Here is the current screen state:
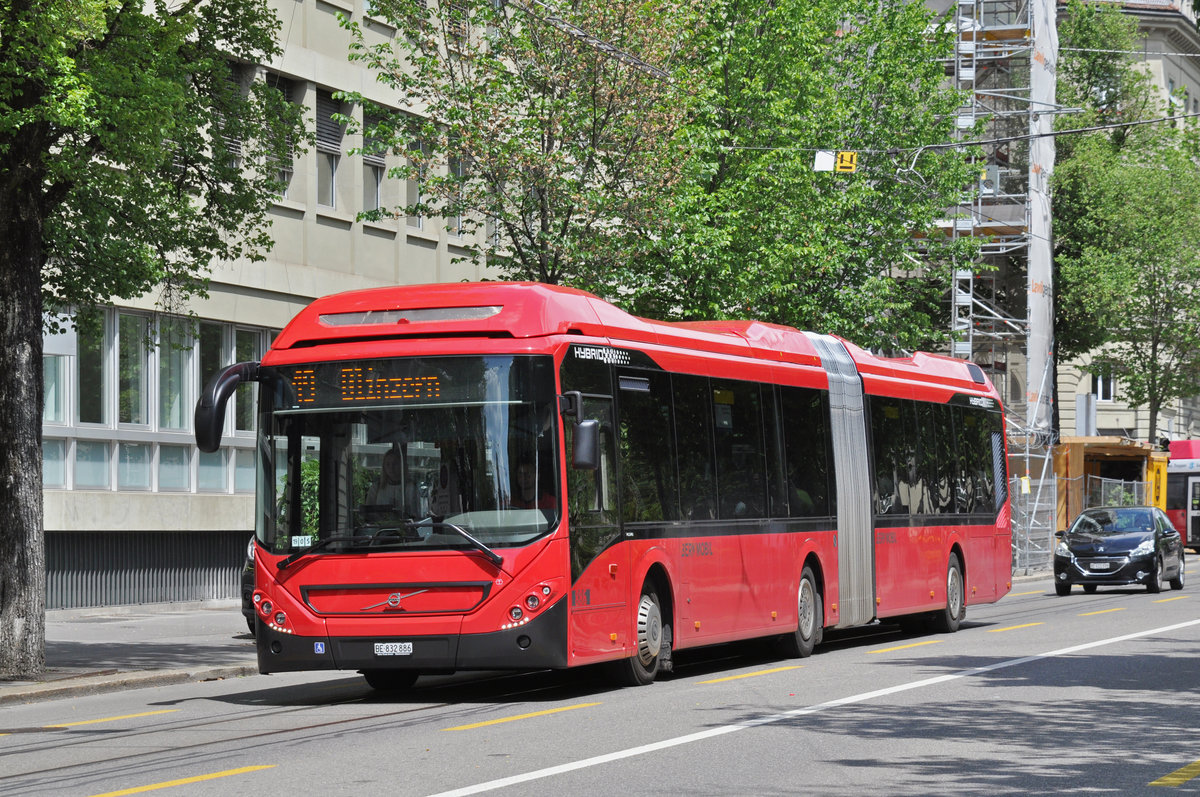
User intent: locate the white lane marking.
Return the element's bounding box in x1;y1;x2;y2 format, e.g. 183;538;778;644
425;618;1200;797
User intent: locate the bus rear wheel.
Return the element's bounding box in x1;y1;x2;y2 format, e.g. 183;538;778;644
616;588;669;686
362;670;420;691
930;553;964;633
779;566;822;658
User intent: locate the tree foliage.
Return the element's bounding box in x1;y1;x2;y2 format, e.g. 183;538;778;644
1053;0;1200;440
0;0;307;678
620;0;980;351
341;0;701;284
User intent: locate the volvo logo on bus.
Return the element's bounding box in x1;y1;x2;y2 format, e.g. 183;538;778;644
361;589;428;611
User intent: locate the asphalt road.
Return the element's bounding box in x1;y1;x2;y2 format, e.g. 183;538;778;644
3;572;1199;797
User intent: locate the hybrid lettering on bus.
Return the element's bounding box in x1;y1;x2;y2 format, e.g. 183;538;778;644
195;282;1012;689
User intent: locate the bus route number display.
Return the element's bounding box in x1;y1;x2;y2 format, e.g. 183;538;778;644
292;366;442;405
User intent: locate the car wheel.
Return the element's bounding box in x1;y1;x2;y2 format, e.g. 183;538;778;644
1170;552;1185;591
1055;582;1071;597
930;553;964;633
1147;556;1163;594
1082;584;1097;594
779;566;822;658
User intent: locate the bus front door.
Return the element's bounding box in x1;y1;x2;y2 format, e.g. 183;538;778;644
565;398;629;663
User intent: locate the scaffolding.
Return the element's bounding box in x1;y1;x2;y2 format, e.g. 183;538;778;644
944;0;1059;571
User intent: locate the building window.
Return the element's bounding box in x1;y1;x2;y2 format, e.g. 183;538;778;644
316;90;344;208
118;313;150;426
77;320;107;425
119;443;152;490
407;139;426;228
267;74;297;199
158;319;191;430
198;449;228;492
234;328;262;433
158;445;191;491
1093;368;1116;402
75;441;111;489
448;154;465;236
364;163;384;212
44;354;69;424
44;440;67;488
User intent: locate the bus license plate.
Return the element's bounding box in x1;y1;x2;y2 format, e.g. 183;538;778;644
374;642;413;656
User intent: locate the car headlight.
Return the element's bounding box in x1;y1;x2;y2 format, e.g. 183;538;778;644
1131;539;1155;558
1056;540;1071;557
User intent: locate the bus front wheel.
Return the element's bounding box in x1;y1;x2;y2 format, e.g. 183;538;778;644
616;588;669;686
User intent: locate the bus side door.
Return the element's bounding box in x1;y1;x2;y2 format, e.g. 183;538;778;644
565;397;629;663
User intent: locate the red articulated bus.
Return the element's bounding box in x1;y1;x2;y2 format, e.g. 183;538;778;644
1166;440;1200;549
195;282;1012;689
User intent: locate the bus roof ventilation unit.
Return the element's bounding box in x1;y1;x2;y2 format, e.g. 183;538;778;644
966;362;986;384
319;306;503;326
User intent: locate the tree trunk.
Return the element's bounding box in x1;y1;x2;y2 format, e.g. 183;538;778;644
0;141;47;679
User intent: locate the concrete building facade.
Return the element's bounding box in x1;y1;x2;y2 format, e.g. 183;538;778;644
40;0;492;608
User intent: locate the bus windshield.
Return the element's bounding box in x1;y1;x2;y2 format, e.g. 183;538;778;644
256;355;560;556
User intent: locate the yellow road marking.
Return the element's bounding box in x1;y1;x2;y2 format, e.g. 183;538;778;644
88;765;275;797
868;640;941;655
987;622;1045;633
443;702;601;731
1154;596;1189;604
1007;590;1043;597
50;710;179;728
700;666;803;684
1151;759;1200;787
1080;608;1126;617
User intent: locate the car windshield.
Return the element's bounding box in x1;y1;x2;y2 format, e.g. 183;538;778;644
1068;508;1156;537
255;355;559;555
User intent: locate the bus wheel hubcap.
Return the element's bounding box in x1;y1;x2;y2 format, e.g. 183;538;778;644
636;595;662;666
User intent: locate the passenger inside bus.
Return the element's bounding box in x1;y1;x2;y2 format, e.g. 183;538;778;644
367;445;406;507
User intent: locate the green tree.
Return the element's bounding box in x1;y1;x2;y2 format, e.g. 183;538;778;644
340;0;701;284
1053;0;1200;441
0;0;307;678
622;0;979;351
1053;0;1156;360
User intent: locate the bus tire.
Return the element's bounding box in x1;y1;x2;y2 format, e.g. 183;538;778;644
930;553;964;633
616;588;667;686
362;670;420;691
779;566;822;658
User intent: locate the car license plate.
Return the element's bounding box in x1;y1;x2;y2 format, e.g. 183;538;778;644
1091;562;1112;571
374;642;413;656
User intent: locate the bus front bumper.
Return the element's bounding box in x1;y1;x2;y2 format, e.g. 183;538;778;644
256;598;568;674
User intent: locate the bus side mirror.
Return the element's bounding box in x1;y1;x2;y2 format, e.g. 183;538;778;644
195;361;261;453
573;419;600;471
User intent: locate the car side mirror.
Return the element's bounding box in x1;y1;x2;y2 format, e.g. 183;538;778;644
1054;530;1064;538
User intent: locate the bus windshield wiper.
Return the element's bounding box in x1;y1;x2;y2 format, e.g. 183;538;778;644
422;521;504;569
277;535;376;570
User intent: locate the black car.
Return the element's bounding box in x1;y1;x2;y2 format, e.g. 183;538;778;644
241;535;256;633
1054;506;1185;596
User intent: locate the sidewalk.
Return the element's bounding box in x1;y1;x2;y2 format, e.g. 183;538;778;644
0;600;259;706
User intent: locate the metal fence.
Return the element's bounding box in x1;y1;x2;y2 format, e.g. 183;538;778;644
1084;475;1148;508
1011;474;1057;574
45;530;245;610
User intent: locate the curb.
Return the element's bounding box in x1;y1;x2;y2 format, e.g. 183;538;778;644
0;663;259;707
